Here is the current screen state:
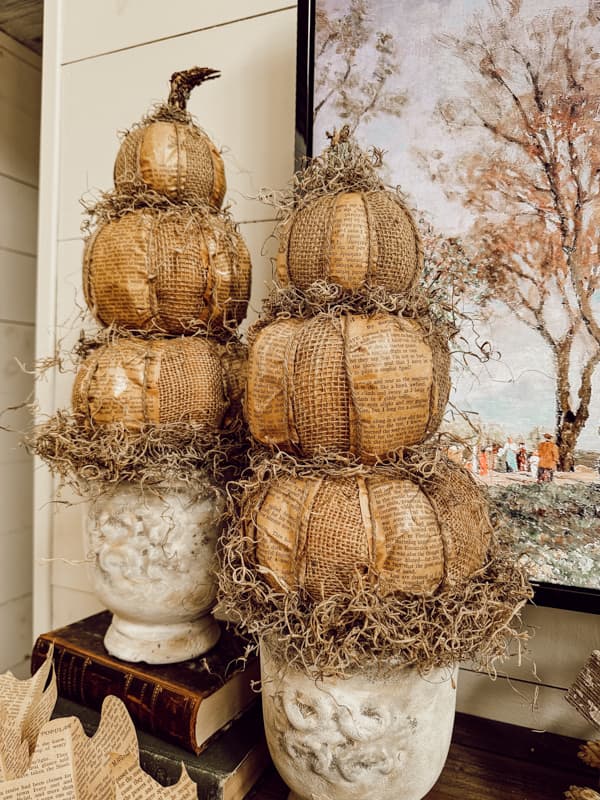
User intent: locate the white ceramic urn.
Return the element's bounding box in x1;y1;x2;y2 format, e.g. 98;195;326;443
85;481;224;664
260;638;457;800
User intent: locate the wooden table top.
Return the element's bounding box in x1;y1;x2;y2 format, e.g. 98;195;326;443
246;712;599;800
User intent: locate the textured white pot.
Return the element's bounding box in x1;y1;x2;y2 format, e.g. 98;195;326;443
260;639;457;800
85;481;224;664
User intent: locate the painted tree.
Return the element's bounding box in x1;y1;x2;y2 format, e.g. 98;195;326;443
314;0;406;134
430;0;600;469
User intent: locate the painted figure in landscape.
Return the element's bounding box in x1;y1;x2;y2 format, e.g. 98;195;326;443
314;0;600;589
538;433;560;483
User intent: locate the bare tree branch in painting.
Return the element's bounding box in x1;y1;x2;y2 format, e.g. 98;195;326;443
315;0;407;134
430;1;600;469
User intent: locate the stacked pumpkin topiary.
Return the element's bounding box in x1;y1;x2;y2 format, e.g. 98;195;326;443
219;128;531;800
33;68;251;664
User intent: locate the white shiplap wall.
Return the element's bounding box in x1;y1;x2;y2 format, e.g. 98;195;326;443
0;31;40;678
36;0;599;738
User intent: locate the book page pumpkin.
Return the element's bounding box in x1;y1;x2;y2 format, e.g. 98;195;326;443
113;68;226;207
246;313;450;461
72;338;245;432
83;209;251;333
249;462;492;599
276;191;423;292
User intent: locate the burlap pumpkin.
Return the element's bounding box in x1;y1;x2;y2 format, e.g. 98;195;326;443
72;338;245;432
246;313;450;461
249;461;492;599
83;209;251;333
113;68;226;207
114;121;225;207
276;191;423;292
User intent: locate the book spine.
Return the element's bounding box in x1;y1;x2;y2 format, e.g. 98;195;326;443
32;637;200;753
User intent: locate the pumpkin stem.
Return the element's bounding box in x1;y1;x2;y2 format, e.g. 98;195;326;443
167;67;221;111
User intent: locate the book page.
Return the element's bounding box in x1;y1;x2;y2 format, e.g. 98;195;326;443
368;476;444;593
71;697;138;800
0;695;140;799
247;319;301;446
112;754;196;800
344;315;433;454
0;647;57;780
255;477;321;590
328;193;370;288
22;669;58;754
0;646;54;734
0;707;30;781
0;718;79;799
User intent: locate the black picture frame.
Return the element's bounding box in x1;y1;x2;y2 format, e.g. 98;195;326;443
293;0;600;615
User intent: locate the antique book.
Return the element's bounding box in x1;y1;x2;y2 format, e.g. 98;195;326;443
52;697;269;800
31;611;259;755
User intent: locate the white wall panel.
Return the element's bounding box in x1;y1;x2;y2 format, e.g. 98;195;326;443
0;33;41;186
0;251;36;324
457;605;600;738
0;412;30;465
457;669;597;740
0;33;41;111
0;176;38;255
0;528;33;606
0;322;34;465
62;1;296;64
51;586;103;631
51;493;89;595
0;323;35;402
462;605;600;698
58;8;297;240
53;238;87;410
0;99;40;188
0;595;32;672
0;462;34;532
0;33;39;667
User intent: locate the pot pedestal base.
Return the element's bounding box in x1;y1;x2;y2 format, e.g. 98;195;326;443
104;614;221;664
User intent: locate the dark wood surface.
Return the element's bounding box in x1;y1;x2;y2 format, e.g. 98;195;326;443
246;712;599;799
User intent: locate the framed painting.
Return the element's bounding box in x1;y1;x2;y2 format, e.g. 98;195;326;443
296;0;600;613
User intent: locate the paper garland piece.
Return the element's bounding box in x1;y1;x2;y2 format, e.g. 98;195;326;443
112;754;196;800
0;655;196;800
0;646;56;780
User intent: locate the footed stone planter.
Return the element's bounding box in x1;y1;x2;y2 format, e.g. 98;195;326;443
85;481;224;664
260;639;457;800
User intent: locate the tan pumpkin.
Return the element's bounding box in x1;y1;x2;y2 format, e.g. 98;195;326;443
276;191;423;292
72;338;245;432
114;68;226;207
83;209;251;333
246;313;450;461
249;461;492;599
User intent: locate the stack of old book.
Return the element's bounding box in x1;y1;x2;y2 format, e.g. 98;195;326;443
32;613;268;799
30;67;268;800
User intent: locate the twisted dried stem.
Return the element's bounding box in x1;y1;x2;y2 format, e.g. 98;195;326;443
167;67;220;111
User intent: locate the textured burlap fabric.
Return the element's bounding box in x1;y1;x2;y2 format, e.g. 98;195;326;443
246;312;450;461
276;190;423;293
72;338;244;431
83;209;251;333
249;461;491;600
114;120;226;207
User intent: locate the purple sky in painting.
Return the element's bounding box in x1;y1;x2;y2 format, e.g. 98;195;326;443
314;0;600;450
